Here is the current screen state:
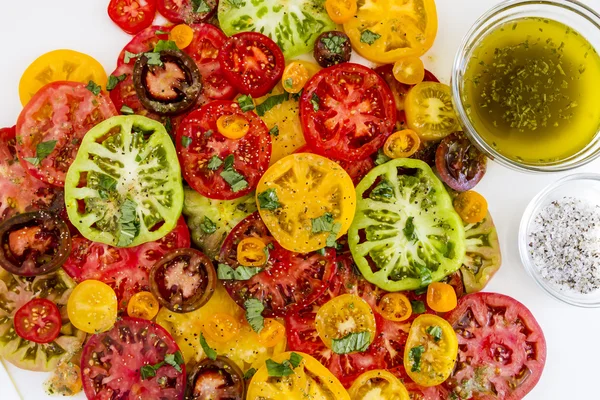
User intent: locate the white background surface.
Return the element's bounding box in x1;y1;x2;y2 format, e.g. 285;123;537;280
0;0;599;398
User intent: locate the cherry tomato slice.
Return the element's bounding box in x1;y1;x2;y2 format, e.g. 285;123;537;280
218;32;285;97
435;133;487;192
14;298;62;344
325;0;358;25
453;191;488;224
127;291;160;320
426;282;457;313
217;114;250;139
157;0;217;24
257;318;286;347
383;129;421;159
67;280;118;334
108;0;157;35
170;24;194;49
393;56;425;85
282;61;315;94
300;63;396;162
237;237;267;266
376;293;412;322
202;313;241;344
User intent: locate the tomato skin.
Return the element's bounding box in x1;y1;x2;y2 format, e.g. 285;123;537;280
436;133;487;192
218;32;285;97
108;0;157;35
14;298;62;344
300;63;397;162
157;0;218;24
186;356;245;400
16;81;118;187
176;101;271;200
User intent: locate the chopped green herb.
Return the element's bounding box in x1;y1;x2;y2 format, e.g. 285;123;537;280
154;40;179;52
244;368;257;380
164;351;184;373
97;174;117;198
244;298;265;333
237;95;255;111
410;300;426;314
155;30;170;35
256;92;289;116
321;35;347;54
192;0;212;13
217;264;263;280
414;286;428;295
140;364;159;380
23;140;57;166
117;198;140;247
310;93;320;111
140;351;183;380
426;325;443;342
86;80;102;96
409;345;425;372
199;216;217;234
106;74;127;91
331;331;371;354
269;125;279;137
207;155;223;170
120;105;134;115
265;353;303;377
284;78;294;89
181;135;192;148
199;333;217;360
220;155;248;192
289;352;303;368
257;189;281;210
124;51;138;63
311;213;334;233
360;30;381;45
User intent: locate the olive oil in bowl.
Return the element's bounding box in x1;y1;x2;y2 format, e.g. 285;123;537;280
462;17;600;164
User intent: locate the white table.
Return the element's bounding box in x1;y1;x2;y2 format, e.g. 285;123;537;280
0;0;599;398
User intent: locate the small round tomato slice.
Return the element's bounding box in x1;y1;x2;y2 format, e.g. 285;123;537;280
157;0;217;24
453;190;488;224
444;293;547;399
186;356;245;399
176;100;271;200
14;298;61;344
219;213;337;317
349;369;410;400
300;63;396;161
81;317;186;399
108;0;157;35
436;133;487;192
218;32;285;98
67;280;118;334
404;314;458;387
127;291;160;320
16;81;117;187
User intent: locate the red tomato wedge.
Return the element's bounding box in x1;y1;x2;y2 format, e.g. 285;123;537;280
62;217;190;310
295;145;374;185
108;0;157;35
300;63;396;162
219;213;337;317
218;32;285;97
157;0;217;24
444;292;547;400
0;126;57;221
14;298;62;344
176;100;271;200
81;317;186;399
16;81;117;187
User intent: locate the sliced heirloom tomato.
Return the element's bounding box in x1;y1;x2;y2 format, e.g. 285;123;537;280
157;0;218;24
81;317;186;399
247;352;350;400
218;0;336;59
436;133;487;192
0;126;58;221
108;0;157;35
67;279;118;334
218;32;285;97
219;213;337;317
62;217;190;310
348;369;410;400
300;63;397;162
444;293;547;400
186;356;245;400
16;81;117;187
405;82;460;141
0;269;85;371
14;298;62;344
295;145;375;186
348;158;466;292
64;115;184;248
344;0;438;64
127;291;160;320
176;100;271;200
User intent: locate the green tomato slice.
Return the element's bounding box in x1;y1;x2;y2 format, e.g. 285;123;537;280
348;158;466;291
65;115;184;247
218;0;336;59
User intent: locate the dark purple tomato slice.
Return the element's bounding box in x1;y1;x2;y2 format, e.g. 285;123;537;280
186;356;244;400
435;132;487;191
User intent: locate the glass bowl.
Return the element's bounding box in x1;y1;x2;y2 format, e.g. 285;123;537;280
519;173;600;307
451;0;600;172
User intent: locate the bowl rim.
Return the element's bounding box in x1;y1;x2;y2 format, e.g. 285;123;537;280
518;172;600;307
451;0;600;173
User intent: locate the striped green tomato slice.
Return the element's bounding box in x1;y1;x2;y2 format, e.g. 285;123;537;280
65;116;184;247
218;0;336;59
348;158;466;292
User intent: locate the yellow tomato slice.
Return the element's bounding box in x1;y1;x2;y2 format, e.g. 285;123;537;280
256;84;307;165
237;237;267;266
170;24;194;49
426;282;457;312
202;312;240;343
217;114;250;139
248;352;350;400
282;61;315;94
256;153;356;253
315;294;376;350
453;190;488;224
326;0;358;25
127;291;159;320
376;293;412;322
19;49;107;106
348;369;410;400
67;280;117;334
343;0;438;64
383;129;421;159
258;318;286;348
404;314;458;387
393;56;426;85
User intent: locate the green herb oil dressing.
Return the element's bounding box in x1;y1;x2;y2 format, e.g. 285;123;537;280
463;18;600;164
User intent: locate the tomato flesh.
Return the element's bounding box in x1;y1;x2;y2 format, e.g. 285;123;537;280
295;145;374;185
108;0;157;35
14;298;61;344
157;0;218;24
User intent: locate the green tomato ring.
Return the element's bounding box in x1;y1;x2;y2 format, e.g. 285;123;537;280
348;158;466;292
64;115;184;248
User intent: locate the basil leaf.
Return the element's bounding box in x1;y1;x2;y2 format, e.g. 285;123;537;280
265;359;294;377
117;198;140;247
192;0;212;13
269;125;279;137
360;30;381;45
426;325;443;342
311;93;320;111
140;364;158;380
155;29;170;35
243;367;257;380
237;95;255;111
331;331;371;354
106;74;127;91
311;213;334;233
181;136;192;148
289;352;303;368
222;154;235;170
144;52;163;66
321;35;347;54
410;300;426;314
200;216;217;234
24;140;58;166
124;51;139;63
199;333;217;360
207;155;223;170
154;40;179;52
120;105;134;115
220;155;248;192
164;351;184;372
217;264;262;280
257;189;280;210
409;345;425;372
86;80;102;96
255;92;289;116
244;298;264;333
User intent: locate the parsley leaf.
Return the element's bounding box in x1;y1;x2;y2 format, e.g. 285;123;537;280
23;140;57;166
310;93;320;111
86;80;102;96
269;125;279;137
207;155;223;170
220;155;248;192
257;189;280;210
321;35;347;55
154;40;179;52
426;325;443;342
255;92;289;116
200;216;217;234
217;264;263;280
192;0;212;13
410;300;426;314
117;198;140;247
409;345;425;372
199;333;217;360
181;135;192;148
106;74;127;91
360;30;381;45
331;331;371;354
120;105;134;115
265;353;302;377
243;368;257;380
237;95;255;111
244;298;264;333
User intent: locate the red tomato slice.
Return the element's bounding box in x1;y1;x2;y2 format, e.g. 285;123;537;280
443;292;547;400
62;217;190;310
13;298;62;344
219;213;337;317
390;366;450;400
294;145;374;185
16;82;117;187
81;317;185;399
108;0;157;35
157;0;217;24
116;25;172;67
218;32;285;97
300;63;396;162
0;127;58;221
176;100;271;200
